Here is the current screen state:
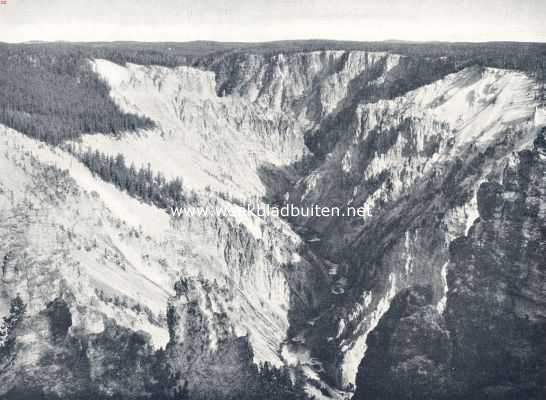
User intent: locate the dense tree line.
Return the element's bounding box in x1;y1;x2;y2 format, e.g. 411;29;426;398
74;147;186;210
0;45;154;145
4;41;545;73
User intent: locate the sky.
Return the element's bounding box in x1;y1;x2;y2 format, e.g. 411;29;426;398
0;0;545;43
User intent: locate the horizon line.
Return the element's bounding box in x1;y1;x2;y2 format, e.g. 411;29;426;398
2;38;546;45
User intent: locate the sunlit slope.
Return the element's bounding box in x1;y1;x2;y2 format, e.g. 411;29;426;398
0;125;311;369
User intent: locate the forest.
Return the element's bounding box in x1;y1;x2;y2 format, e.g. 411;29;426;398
72;146;186;210
0;44;155;145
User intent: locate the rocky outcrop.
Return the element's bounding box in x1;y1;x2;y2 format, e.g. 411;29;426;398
353;131;546;400
1;296;166;399
443;131;546;399
166;277;256;399
353;286;452;400
208;51;398;117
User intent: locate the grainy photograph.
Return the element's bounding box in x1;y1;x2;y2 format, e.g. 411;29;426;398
0;1;545;399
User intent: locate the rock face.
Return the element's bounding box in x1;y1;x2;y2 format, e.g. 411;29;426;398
1;296;164;399
444;132;546;399
353;286;452;400
166;277;256;399
206;54;543;395
280;63;538;389
353;131;546;400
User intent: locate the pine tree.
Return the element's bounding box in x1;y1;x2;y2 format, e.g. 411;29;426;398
0;295;27;359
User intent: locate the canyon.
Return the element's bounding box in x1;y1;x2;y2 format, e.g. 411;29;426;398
0;45;544;399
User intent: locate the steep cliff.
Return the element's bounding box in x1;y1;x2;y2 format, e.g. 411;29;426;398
353;131;546;400
0;125;318;398
165;277;256;399
270;61;538;389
